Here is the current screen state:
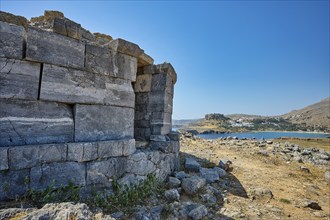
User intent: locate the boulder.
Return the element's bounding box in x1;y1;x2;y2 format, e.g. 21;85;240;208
185;157;201;172
182;176;206;195
188;205;208;220
164;189;180;202
199;168;219;183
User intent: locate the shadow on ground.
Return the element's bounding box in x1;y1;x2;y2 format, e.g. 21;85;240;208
178;152;249;219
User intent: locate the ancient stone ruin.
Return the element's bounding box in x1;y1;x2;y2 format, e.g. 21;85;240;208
0;10;179;200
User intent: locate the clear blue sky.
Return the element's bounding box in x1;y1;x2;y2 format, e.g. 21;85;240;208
1;1;329;119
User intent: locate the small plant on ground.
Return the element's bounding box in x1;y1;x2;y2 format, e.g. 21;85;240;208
279;198;291;204
87;174;164;214
25;178;81;207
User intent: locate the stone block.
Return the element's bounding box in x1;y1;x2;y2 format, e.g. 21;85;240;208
150;141;179;153
87;157;127;186
108;38;143;58
9;143;67;170
26;27;85;69
151;112;172;125
138;53;154;67
65;19;81;40
168;132;180;141
116;53;137;82
0;169;29;200
85;44;116;76
0;148;8;170
0;99;74;147
98;139;136;158
40;64;135;108
30;162;86;190
134;127;151;141
0;11;28;28
148;92;173;113
150;135;167;142
151;73;173;93
74;104;134;142
0;58;40;100
134;74;152;92
151;124;172;135
135;93;149;105
135;120;150;128
143;63;177;84
127;152;156;176
67;142;98;162
52;17;67;35
80;27;95;41
0;21;25;59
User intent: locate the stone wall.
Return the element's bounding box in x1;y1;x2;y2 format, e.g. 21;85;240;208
0;10;179;200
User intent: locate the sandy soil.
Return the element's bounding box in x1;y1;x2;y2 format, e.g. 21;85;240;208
180;136;330;220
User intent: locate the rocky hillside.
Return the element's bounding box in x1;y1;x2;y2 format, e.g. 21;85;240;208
282;97;330;132
180;98;330;133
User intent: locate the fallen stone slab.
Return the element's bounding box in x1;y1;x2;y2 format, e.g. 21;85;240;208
200;168;220;183
185;157;201;172
182;176;206;195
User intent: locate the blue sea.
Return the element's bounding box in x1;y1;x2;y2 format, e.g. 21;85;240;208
197;131;330;140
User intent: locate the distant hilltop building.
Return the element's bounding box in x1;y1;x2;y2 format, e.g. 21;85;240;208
205;113;228;121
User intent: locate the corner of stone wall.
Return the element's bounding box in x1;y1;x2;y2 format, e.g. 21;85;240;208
0;10;178;201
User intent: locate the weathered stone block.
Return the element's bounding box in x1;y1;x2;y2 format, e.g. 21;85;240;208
108;38;143;58
127;152;156;176
151;112;172;125
74;104;134;142
150;141;179;153
151;73;173;95
30;162;86;190
134;127;151;141
98;139;136;158
26;27;85;69
9;143;67;170
0;148;8;170
0;11;28;28
0;21;25;59
0;99;74;147
144;63;177;84
67;142;98;162
116;53;137;82
148;92;173;113
135;120;150;128
134;74;152;92
135;93;149;105
138;53;154;67
65;19;81;40
87;158;126;186
151;124;172;135
0;169;29;200
52;17;67;35
85;44;116;76
40;64;135;108
0;58;40;100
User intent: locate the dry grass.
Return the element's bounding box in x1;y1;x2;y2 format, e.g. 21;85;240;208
276;138;330;151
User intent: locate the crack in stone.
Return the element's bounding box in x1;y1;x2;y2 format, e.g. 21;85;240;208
7;118;27;145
